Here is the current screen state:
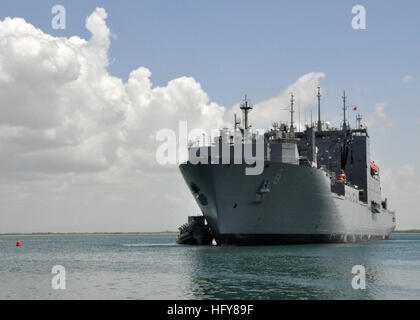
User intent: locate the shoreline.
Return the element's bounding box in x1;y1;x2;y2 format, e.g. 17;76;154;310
0;231;178;236
392;230;420;234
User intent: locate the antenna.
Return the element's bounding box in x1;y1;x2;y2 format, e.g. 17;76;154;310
317;86;322;132
239;95;253;130
342;90;347;131
290;93;295;136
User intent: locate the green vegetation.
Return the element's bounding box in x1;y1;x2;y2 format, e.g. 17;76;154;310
393;230;420;233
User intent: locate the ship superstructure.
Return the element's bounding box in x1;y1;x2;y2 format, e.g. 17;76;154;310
178;89;396;245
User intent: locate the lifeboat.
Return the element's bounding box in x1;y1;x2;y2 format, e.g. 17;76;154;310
370;161;379;174
337;173;347;183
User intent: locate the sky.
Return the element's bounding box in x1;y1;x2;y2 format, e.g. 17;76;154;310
0;0;419;232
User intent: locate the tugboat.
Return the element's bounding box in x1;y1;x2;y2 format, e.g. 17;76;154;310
176;216;213;245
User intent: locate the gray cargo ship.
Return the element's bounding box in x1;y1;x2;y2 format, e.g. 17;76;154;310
179;88;396;245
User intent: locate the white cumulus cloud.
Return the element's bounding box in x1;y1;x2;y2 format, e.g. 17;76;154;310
381;164;420;229
366;102;397;131
226;72;326;129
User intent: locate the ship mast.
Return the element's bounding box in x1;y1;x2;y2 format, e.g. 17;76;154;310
342;90;347;131
240;95;253;130
290;93;295;137
317;86;322;132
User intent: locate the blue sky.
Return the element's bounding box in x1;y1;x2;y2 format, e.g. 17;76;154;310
0;1;419;230
2;1;419;102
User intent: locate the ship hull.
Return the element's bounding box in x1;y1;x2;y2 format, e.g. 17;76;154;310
214;233;389;246
179;161;396;246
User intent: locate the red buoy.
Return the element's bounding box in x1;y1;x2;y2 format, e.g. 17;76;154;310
16;240;21;247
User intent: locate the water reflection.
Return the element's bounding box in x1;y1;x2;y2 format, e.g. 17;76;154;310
183;238;420;299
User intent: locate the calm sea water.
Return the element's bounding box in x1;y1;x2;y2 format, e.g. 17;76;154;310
1;233;420;300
